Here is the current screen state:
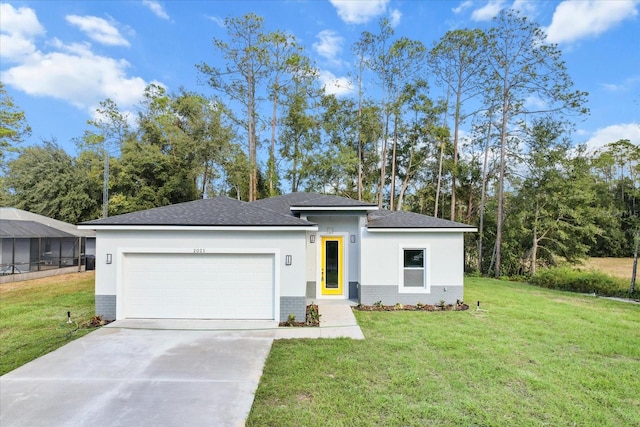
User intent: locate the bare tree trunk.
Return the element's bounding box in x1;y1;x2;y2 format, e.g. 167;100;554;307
434;141;445;218
450;77;463;222
390;114;399;210
397;147;414;211
378;110;390;208
631;230;639;294
357;60;364;201
435;85;451;218
269;75;278;196
495;81;509;278
478;106;494;274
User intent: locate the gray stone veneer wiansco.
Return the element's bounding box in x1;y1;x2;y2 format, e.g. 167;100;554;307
95;294;116;320
280;296;306;322
359;285;463;306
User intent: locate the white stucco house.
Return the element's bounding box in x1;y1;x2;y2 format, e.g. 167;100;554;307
79;192;476;322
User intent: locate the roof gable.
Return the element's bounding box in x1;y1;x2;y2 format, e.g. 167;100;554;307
251;192;377;215
367;209;476;229
80;197;314;227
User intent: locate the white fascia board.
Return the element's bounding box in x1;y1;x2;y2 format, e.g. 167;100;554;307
77;225;319;232
290;206;378;212
367;227;477;233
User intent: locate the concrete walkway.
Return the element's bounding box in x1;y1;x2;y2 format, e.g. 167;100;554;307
1;299;363;427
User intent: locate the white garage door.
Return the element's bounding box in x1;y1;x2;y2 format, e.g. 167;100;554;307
123;252;275;319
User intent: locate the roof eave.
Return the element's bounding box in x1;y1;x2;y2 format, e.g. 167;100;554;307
366;227;477;233
78;225;319;231
290;206;378;212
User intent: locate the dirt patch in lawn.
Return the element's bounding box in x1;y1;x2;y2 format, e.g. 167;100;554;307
579;258;637;280
0;271;95;293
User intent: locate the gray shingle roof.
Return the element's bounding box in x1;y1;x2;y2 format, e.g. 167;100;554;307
367;209;476;229
80;197;314;227
251;192;377;215
0;220;77;238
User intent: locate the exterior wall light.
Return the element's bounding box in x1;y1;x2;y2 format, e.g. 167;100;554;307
310;234;315;243
350;235;356;243
106;253;112;264
285;255;292;266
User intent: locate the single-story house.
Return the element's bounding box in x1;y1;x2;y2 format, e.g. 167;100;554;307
0;207;96;283
79;192;476;322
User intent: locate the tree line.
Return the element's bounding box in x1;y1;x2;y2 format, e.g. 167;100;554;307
1;10;638;278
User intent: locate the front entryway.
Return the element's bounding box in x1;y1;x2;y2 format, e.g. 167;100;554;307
321;236;343;296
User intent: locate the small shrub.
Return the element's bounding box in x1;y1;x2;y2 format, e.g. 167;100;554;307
529;267;629;297
306;303;321;326
373;300;383;308
284;314;296;327
394;303;403;310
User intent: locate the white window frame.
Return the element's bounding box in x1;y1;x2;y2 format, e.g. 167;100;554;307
398;244;430;293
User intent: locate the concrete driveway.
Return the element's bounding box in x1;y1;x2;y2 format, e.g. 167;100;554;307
1;321;275;427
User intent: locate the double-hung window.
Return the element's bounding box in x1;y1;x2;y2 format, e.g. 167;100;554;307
399;246;429;293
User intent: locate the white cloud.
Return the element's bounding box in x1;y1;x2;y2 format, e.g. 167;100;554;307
545;0;639;44
511;0;538;17
0;3;45;62
470;0;505;21
389;9;402;27
313;30;344;67
329;0;388;24
142;0;170;20
1;6;158;115
583;123;640;152
66;15;130;47
318;70;353;96
452;1;473;14
600;76;640;93
207;16;225;28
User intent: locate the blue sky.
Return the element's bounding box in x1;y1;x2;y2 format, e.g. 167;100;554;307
1;0;639;156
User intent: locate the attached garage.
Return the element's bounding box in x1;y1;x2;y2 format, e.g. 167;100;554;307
123;252;275;320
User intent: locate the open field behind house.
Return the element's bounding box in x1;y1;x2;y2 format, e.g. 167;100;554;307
248;277;640;426
580;257;637;281
0;272;96;376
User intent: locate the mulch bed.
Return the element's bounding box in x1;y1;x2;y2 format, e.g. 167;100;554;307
353;300;469;312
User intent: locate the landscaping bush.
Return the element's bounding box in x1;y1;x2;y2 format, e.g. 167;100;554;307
529;267;636;298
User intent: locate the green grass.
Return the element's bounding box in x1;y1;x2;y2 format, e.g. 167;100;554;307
248;277;640;426
0;272;97;376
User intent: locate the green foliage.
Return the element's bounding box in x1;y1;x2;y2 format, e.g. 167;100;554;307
0;82;31;165
5;140;99;223
305;303;320;325
529;267;633;298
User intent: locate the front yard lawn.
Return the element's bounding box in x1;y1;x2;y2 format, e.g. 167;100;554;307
248;277;640;426
0;272;96;376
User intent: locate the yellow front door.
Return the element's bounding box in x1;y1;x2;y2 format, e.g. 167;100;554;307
321;236;343;295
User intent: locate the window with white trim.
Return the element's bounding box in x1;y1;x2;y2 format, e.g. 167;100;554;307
399;246;429;292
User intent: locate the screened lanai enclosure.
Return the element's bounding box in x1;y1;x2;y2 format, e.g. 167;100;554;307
0;221;85;274
0;208;95;282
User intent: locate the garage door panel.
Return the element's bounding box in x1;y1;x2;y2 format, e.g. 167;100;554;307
124;253;275;319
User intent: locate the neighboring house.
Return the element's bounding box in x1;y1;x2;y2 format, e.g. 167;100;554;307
0;208;96;283
79;192;476;322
